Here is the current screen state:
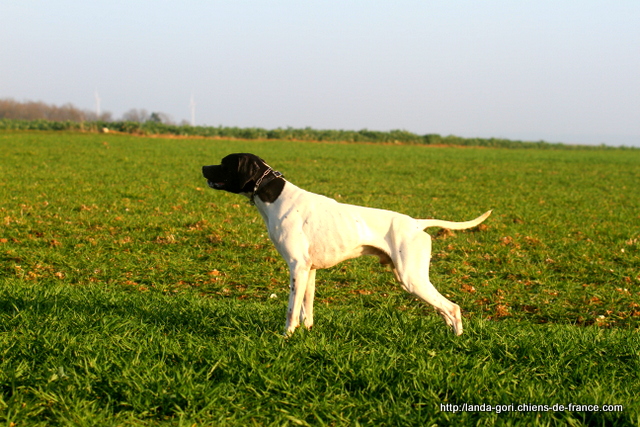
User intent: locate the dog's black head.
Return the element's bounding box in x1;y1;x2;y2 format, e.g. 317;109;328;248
202;153;285;203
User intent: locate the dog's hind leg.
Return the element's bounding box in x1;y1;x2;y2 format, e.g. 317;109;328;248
300;269;316;329
411;283;463;336
393;231;464;335
285;263;311;335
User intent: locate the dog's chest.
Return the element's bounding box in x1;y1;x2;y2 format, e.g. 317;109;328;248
257;185;375;268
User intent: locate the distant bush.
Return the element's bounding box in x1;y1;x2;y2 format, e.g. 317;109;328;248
0;118;631;150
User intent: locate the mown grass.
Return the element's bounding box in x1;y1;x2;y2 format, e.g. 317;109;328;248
1;131;639;425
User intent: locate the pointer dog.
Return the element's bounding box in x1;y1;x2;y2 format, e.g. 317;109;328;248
202;153;491;336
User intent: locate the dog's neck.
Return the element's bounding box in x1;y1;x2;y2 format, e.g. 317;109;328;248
251;169;285;204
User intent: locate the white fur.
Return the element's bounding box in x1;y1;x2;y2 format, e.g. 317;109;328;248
251;181;491;336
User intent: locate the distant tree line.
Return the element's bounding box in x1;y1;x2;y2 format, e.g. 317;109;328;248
0;98;629;150
0;98;177;125
0;98;110;122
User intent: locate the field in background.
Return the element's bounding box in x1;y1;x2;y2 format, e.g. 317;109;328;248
1;131;639;425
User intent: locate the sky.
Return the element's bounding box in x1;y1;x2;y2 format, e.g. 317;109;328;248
1;1;639;146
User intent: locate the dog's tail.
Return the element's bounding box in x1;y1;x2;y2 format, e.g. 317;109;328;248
418;210;492;230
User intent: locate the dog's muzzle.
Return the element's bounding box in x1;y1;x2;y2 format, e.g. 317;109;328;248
207;180;224;189
203;165;225;189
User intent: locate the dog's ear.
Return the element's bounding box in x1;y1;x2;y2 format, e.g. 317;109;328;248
236;154;264;192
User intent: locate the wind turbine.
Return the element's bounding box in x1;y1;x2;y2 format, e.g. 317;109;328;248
94;89;101;118
190;93;196;126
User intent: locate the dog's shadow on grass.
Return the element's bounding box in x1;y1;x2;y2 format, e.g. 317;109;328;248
0;282;286;340
1;280;464;347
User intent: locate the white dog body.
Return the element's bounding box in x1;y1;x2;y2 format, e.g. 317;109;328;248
252;181;490;336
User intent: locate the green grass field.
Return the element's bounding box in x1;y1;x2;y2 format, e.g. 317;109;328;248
1;131;639;426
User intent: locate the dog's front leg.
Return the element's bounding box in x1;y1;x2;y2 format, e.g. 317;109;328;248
300;269;316;329
285;263;311;336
